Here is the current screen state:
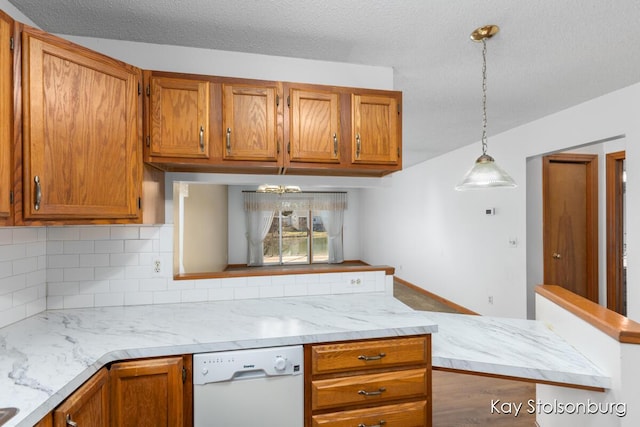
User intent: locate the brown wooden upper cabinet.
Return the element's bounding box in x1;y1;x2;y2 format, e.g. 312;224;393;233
21;26;142;221
222;83;279;162
352;93;401;166
0;11;13;224
287;87;341;164
148;75;210;159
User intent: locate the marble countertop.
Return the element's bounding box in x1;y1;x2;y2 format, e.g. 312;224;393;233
0;293;609;427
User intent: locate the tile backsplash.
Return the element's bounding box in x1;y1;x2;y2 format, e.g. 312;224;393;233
0;224;389;328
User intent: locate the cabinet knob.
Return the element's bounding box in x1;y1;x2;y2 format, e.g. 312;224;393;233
552;252;562;259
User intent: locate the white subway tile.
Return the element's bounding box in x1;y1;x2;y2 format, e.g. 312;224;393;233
46;268;64;283
247;275;272;287
125;239;153;253
46;296;64;310
124;292;153;306
140;278;168;292
109;279;139;293
47;227;80;241
181;289;208;303
125;265;151;279
63;241;94;254
0;306;26;328
259;284;284;299
79;280;111;294
48;254;80;269
159;226;173;253
0;294;11;310
0;275;26;294
25;297;46;317
94;267;125;280
140;226;161;239
63;294;94;309
48;282;80;296
46;241;64;255
94;292;124;307
0;261;13;279
307;281;330;296
168;279;194;290
0;228;13;245
153;290;181;305
63;268;94;282
110;226;140;240
194;278;221;289
221;277;247;288
234;287;259;300
26;269;47;287
79;226;111;240
13;287;38;306
26;242;46;257
95;240;124;254
0;244;26;261
208;287;234;301
80;254;110;268
283;283;308;297
110;253;139;267
13;257;39;275
13;228;40;244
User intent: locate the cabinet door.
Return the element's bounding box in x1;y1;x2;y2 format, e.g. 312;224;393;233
53;368;109;427
21;28;141;220
222;83;279;161
109;356;184;427
289;88;340;163
352;93;400;165
0;12;12;221
149;76;209;158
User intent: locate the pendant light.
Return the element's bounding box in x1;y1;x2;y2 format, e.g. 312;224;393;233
455;25;517;190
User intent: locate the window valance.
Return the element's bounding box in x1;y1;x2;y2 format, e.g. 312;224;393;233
243;191;347;212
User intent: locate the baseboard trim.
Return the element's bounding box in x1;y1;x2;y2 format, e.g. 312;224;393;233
394;276;479;315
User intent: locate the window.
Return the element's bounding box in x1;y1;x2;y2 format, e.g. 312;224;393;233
244;191;347;266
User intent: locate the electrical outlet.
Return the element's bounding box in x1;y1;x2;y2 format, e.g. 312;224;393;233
153;258;161;274
348;276;363;286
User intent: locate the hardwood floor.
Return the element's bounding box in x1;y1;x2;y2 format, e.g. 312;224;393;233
393;281;537;426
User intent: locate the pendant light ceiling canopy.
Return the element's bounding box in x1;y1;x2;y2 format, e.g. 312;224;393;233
455;25;517;191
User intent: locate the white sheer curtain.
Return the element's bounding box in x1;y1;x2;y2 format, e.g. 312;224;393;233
246;209;275;266
319;209;345;263
244;191;347;265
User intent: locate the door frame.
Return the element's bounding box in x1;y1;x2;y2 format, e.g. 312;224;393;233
542;153;599;302
606;150;626;315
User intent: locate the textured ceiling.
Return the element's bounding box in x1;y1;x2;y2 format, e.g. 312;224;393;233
8;0;640;167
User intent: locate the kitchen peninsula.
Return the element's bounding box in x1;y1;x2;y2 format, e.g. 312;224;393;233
0;293;608;427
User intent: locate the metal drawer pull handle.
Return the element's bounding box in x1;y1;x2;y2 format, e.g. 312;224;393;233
355;132;361;158
226;127;232;154
358;387;386;396
199;125;205;151
34;176;42;211
358;421;386;427
66;414;78;427
358;352;386;361
333;132;338;156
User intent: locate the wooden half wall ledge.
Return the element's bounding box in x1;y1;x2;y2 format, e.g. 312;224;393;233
536;284;640;345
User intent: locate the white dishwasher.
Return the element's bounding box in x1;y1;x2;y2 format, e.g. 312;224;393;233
193;345;304;427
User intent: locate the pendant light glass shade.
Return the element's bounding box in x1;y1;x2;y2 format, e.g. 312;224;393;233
455;153;517;190
455;25;517;191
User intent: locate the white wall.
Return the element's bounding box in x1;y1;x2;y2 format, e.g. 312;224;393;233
362;82;640;320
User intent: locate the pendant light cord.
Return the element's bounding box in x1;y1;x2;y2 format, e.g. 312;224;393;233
481;38;488;155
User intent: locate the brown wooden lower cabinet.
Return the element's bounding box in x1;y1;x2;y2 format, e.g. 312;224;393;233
38;355;192;427
311;400;427;427
306;335;432;427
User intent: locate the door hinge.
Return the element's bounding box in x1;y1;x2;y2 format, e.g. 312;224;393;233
9;191;13;204
146;85;150;96
276;94;280;107
146;135;150;147
287;95;290;107
287;141;291;154
9;36;14;50
182;366;187;383
397;147;400;157
137;197;142;210
397;104;401;115
138;82;141;96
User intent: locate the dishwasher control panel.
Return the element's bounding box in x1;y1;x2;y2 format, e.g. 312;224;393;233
193;345;303;385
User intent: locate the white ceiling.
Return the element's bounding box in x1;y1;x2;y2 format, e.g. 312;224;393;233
9;0;640;167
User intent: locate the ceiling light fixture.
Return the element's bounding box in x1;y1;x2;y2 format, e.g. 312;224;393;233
455;25;517;191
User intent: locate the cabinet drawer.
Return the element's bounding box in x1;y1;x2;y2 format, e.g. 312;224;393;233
311;368;427;410
311;336;428;375
312;400;427;427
